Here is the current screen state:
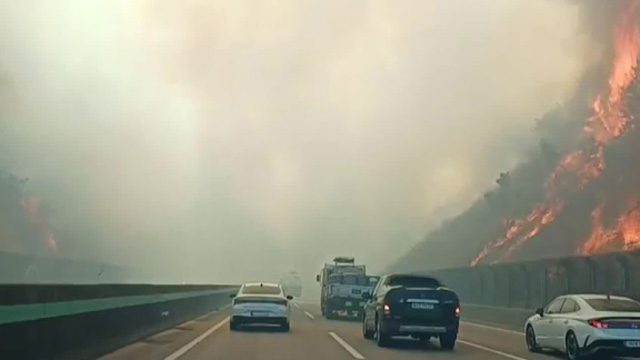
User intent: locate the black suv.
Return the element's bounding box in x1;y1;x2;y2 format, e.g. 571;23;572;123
362;274;460;349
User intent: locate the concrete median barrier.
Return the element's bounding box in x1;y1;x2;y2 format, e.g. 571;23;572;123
0;284;238;360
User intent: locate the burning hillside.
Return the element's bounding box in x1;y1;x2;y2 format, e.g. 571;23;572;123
389;0;640;273
473;0;640;265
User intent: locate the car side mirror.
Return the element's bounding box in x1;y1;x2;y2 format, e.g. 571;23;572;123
286;295;293;300
362;292;371;300
535;307;544;317
229;293;236;298
316;274;320;282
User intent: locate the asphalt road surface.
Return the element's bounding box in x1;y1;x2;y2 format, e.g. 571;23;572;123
101;301;592;360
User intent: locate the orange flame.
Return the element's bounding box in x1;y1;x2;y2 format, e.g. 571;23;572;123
582;200;640;255
472;0;640;265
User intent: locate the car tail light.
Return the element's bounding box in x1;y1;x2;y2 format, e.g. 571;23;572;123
589;319;609;329
383;303;391;316
455;306;461;317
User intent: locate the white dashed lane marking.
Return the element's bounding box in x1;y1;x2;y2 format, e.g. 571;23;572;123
328;332;365;359
303;311;315;320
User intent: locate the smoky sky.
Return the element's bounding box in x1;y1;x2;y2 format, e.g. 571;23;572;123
0;0;603;285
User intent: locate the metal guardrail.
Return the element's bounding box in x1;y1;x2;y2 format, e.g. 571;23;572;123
413;250;640;310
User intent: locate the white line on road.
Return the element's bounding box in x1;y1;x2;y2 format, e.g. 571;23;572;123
458;339;528;360
461;321;524;336
303;311;315;320
328;332;365;360
164;317;230;360
293;303;300;308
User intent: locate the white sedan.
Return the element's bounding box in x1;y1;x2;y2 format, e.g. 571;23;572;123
525;294;640;359
230;282;293;331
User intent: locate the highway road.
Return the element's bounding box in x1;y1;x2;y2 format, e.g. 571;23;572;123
101;302;568;360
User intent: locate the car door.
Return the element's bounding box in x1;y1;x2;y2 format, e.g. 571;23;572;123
536;298;565;349
554;299;580;351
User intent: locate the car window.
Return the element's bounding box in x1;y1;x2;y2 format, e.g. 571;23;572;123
585;298;640;312
388;276;442;288
241;285;281;295
560;299;579;313
545;299;565;314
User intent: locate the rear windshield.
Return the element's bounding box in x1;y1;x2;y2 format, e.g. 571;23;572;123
388;276;441;288
242;285;281;295
586;299;640;312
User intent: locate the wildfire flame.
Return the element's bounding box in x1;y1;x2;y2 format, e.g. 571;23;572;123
472;0;640;265
581;200;640;254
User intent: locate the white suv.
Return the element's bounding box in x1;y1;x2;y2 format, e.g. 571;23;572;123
230;282;293;331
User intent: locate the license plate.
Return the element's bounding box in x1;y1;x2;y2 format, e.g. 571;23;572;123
251;311;269;317
345;301;352;306
625;341;640;348
411;303;434;310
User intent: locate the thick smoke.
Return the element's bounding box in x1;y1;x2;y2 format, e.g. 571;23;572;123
0;0;600;285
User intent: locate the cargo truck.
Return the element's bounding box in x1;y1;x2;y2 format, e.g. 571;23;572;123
317;257;378;319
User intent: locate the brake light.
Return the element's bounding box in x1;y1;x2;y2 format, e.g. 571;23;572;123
455;306;461;317
589;319;609;329
383;303;391;315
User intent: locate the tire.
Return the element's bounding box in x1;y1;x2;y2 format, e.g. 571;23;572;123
525;325;541;353
565;331;584;360
362;317;374;339
439;332;457;350
281;321;290;332
375;318;391;347
230;320;239;331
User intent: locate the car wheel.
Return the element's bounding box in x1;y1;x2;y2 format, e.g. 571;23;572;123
281;321;290;332
375;318;391;347
526;325;541;352
439;332;457;350
565;331;583;360
362;317;374;339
